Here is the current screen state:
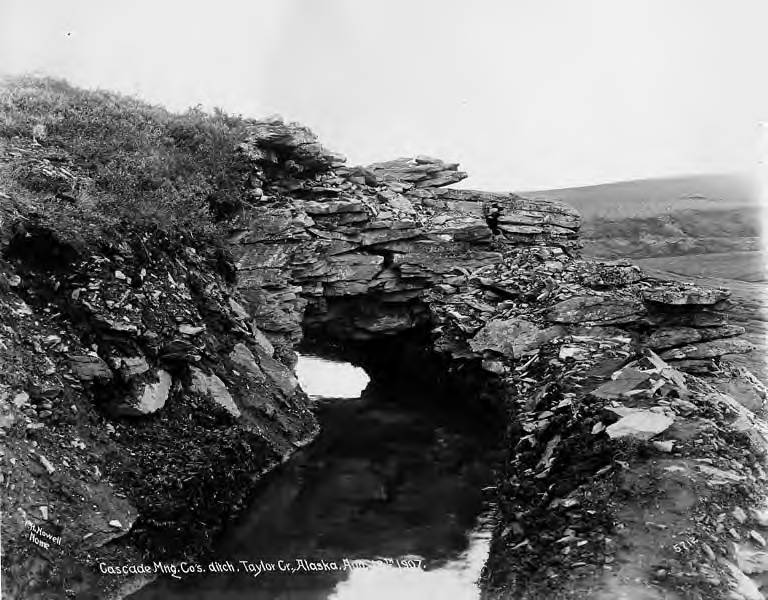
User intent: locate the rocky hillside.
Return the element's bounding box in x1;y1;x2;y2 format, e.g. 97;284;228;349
0;78;317;599
525;174;768;384
228;116;768;599
2;77;768;600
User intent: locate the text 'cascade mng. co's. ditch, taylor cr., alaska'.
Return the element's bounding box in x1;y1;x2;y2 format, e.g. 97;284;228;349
99;557;426;579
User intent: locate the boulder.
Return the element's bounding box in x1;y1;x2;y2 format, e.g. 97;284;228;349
241;118;344;172
582;264;643;288
118;356;150;378
189;367;241;417
229;343;266;382
725;560;766;600
642;286;730;306
118;370;172;416
591;367;654;400
660;338;756;360
714;365;768;413
435;189;581;230
228;298;251;320
469;318;565;358
647;324;745;350
251;325;275;357
605;411;674;440
69;355;112;382
254;353;299;399
367;156;467;189
546;296;646;325
302;200;367;215
377;189;416;214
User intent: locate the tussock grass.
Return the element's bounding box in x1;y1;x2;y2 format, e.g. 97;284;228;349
0;75;254;246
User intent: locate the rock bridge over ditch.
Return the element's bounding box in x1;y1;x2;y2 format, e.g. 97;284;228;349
231;121;752;377
3;116;768;600
227;120;768;599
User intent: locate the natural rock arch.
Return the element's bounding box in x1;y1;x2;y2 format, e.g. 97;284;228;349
228;119;768;599
1;101;766;600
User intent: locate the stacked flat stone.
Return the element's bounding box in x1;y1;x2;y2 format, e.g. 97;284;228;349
229;119;755;377
366;155;468;190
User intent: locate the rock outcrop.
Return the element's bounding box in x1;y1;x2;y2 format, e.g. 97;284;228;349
1;85;766;600
227;118;767;599
0;134;318;599
231;119;754;381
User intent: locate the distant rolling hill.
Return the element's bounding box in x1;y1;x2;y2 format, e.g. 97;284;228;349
523;173;757;220
523;173;762;261
522;173;767;381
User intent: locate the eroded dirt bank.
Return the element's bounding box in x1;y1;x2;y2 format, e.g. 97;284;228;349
2;78;768;600
0;199;318;599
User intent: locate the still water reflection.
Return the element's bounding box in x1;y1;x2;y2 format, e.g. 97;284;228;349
132;354;496;600
295;354;370;399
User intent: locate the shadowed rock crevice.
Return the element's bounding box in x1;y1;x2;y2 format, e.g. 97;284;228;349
301;325;506;428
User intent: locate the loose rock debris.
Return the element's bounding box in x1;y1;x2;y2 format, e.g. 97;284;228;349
1;98;766;600
223;118;768;599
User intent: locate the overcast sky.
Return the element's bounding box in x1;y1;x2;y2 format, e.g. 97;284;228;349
2;0;766;190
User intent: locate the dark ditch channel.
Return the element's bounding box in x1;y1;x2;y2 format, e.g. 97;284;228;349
131;336;504;599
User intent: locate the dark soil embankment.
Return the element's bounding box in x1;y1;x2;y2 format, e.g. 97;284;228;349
0;78;316;599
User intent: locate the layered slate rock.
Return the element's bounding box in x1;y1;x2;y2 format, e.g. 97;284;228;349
605;410;675;440
366;156;468;189
435;188;582;247
643;286;731;306
469;318;565;358
546;295;647;325
660;338;757;361
69;355;113;382
232;119;756;381
240;117;346;178
189;367;241;417
0;129;321;599
2;99;765;600
647;324;746;350
117;369;172;416
228;119;765;599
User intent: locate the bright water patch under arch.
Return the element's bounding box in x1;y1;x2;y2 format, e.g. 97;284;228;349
296;353;370;398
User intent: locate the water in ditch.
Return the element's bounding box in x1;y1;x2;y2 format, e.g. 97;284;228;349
132;353;498;599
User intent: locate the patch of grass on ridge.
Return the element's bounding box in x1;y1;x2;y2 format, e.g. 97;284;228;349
0;75;255;247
